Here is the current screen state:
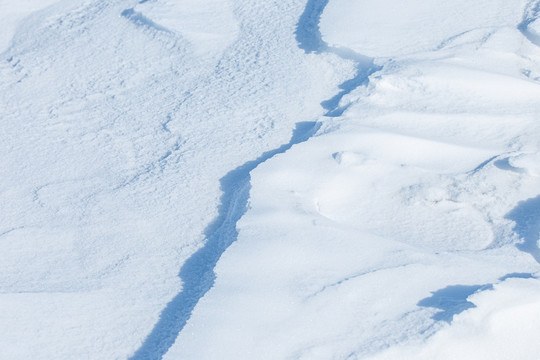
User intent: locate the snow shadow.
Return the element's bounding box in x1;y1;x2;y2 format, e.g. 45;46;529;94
295;0;329;53
296;0;380;117
129;122;320;360
419;272;537;324
132;0;375;356
506;195;540;264
499;272;535;281
121;8;170;33
321;58;377;117
418;284;493;323
519;1;540;46
494;158;525;173
470;155;498;174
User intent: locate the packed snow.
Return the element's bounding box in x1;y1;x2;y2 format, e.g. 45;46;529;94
1;0;540;359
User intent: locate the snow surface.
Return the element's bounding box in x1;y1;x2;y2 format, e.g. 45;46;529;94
1;0;540;359
0;0;60;53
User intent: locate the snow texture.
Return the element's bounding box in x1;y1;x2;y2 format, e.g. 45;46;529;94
2;0;540;359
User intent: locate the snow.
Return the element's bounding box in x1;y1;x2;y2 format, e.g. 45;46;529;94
129;0;238;57
1;0;540;359
320;0;526;57
0;0;343;358
166;0;540;358
0;0;60;53
370;278;540;360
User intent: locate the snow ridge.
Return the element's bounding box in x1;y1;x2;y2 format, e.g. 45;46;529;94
133;1;540;358
130;1;380;357
130;122;320;360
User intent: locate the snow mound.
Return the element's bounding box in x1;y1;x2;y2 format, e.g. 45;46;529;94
320;0;526;57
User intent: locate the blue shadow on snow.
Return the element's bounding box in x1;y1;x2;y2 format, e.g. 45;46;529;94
321;59;377;117
296;0;380;117
295;0;329;53
129;122;321;360
518;2;540;46
121;8;170;33
417;284;493;323
419;271;537;324
132;0;377;357
505;195;540;264
498;272;535;281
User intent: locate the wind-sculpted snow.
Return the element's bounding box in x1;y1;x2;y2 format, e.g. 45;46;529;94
321;0;526;57
373;277;540;360
130;122;319;360
297;0;380;117
0;0;60;53
418;273;539;324
519;0;540;46
0;0;340;358
418;284;494;323
165;0;540;359
506;195;540;264
3;0;540;358
121;8;171;33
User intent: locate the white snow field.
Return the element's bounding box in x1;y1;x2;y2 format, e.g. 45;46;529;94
1;0;540;359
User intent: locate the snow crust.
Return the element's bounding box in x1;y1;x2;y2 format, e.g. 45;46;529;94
2;0;540;359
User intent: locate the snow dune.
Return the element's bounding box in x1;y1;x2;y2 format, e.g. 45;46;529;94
1;0;540;359
321;0;526;57
166;0;540;359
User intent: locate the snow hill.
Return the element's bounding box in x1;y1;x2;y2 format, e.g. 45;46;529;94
1;0;540;359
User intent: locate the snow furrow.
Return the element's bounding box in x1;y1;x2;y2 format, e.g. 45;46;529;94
121;8;171;33
3;0;540;358
132;0;381;357
158;1;540;358
129;122;319;359
519;0;540;46
0;0;338;358
297;0;380;117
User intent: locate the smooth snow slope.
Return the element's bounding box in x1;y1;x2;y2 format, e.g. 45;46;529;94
165;0;540;359
0;0;350;358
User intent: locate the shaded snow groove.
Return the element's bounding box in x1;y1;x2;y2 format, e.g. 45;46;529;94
129;122;320;360
130;1;379;358
519;0;540;46
121;8;171;33
506;195;540;264
296;0;381;117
